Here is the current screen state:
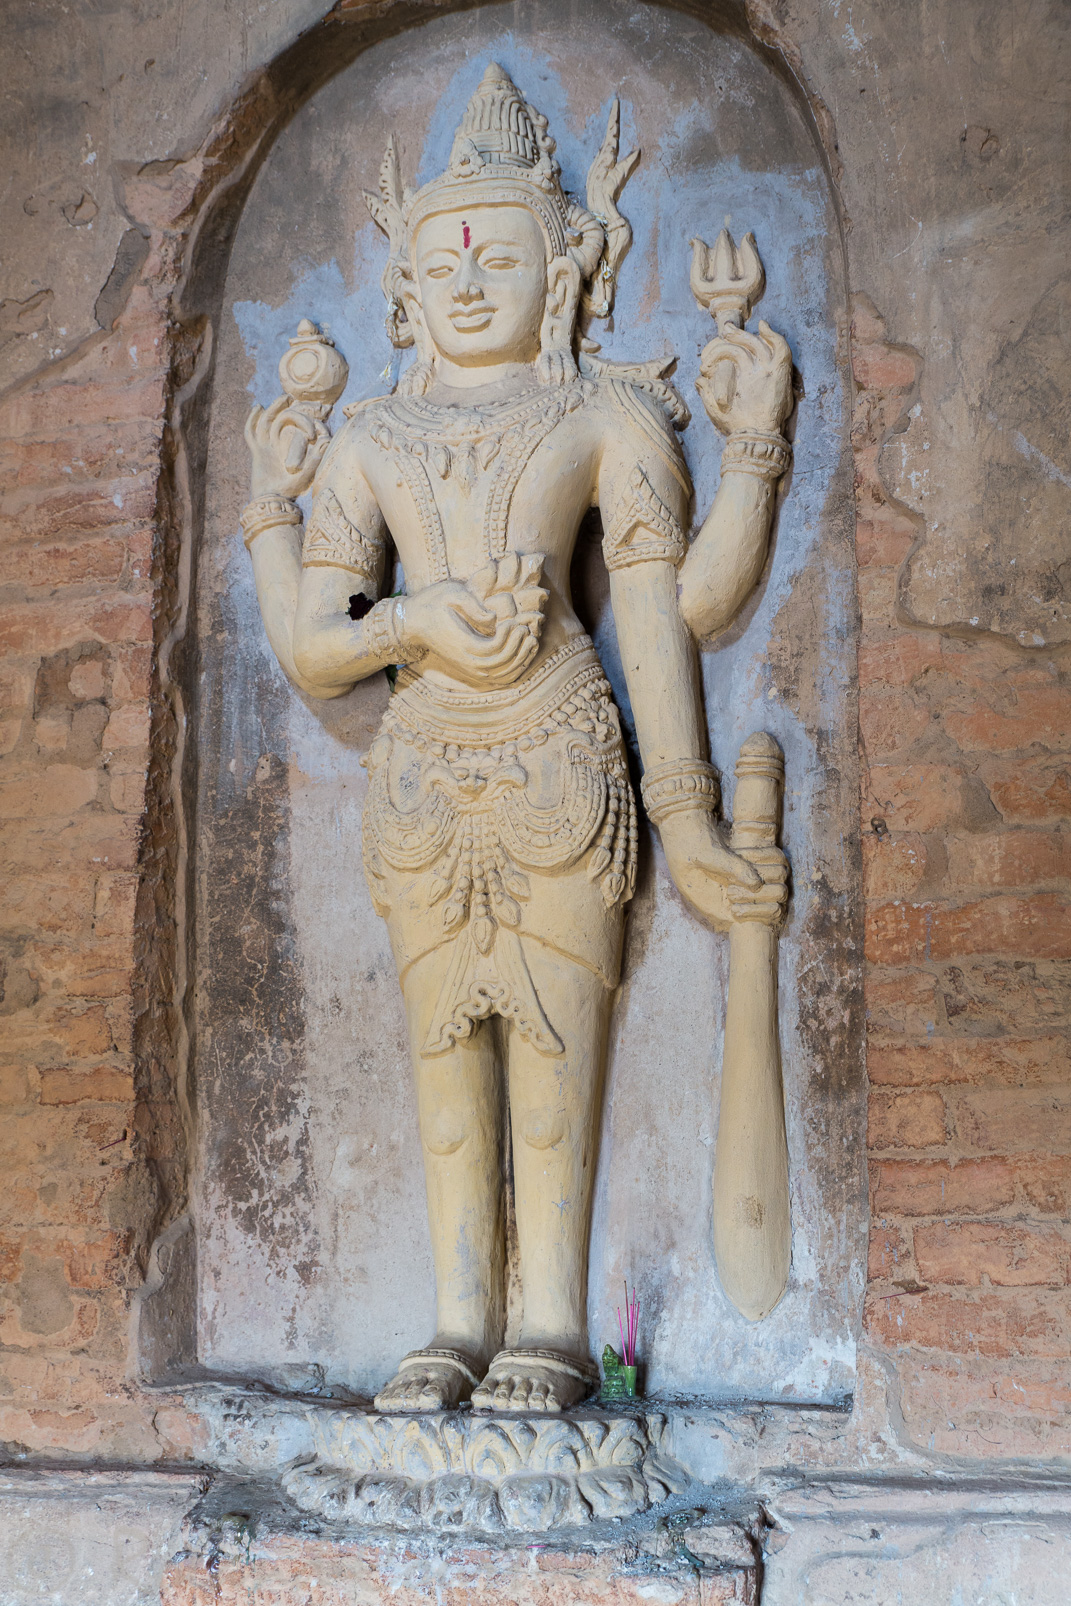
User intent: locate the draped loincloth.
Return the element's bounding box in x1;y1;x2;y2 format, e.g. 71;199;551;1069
361;637;636;1057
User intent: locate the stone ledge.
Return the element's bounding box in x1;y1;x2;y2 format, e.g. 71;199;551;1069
161;1534;759;1605
187;1386;697;1534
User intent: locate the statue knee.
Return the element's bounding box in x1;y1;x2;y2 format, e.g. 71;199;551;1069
519;1106;567;1152
421;1104;470;1157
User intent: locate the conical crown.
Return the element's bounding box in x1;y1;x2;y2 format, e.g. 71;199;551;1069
403;63;568;255
451;62;544;169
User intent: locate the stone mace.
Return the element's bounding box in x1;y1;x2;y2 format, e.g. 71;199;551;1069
714;731;791;1320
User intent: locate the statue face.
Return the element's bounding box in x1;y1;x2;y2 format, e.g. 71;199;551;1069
413;204;549;368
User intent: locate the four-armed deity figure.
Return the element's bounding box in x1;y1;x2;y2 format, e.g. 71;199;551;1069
241;65;793;1413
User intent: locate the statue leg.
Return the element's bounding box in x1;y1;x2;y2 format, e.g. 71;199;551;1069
472;950;611;1413
374;944;505;1412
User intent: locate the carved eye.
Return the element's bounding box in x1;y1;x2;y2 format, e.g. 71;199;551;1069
483;256;519;271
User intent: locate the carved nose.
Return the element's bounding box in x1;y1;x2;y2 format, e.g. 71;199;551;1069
455;278;484;305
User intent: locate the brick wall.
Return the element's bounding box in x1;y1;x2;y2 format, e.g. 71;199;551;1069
0;267;1068;1466
853;297;1071;1458
0;269;198;1459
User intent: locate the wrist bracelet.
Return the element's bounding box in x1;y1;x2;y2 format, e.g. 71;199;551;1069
240;494;301;549
640;758;721;825
720;431;791;481
365;597;404;665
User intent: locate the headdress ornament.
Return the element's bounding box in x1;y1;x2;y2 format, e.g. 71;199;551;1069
364;63;640;352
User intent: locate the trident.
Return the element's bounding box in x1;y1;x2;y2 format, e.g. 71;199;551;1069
690;229;766;416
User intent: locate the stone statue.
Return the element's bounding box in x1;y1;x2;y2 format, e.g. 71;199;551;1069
239;64;794;1413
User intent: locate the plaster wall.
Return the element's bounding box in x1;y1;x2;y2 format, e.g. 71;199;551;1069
193;0;863;1406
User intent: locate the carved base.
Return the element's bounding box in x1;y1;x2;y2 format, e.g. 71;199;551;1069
189;1388;688;1533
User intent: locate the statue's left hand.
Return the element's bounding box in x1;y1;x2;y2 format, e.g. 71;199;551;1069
696;320;793;438
657;811;763;931
725;846;790;928
245;395;331;498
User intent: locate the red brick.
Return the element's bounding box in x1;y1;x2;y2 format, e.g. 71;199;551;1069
109;769;147;813
869;1222;912;1281
899;1361;1071;1456
857;567;898;625
867;763;972;832
943;684;1071;755
859;633;942;690
0;419;160;488
868;1088;948;1150
68;659;107;701
872;1157;1016;1215
38;1066;133;1107
0;540;128;589
0;1064;35;1104
103;701;150;749
0;764;98;819
0;475;157;538
902;1359;1071;1420
2;1005;113;1060
855;515;916;569
0;1291;100;1351
0;813;139;875
867;895;1071;965
952;1088;1071;1153
0;874;95;935
946;829;1071;890
0;664;35;711
860;691;931;758
865;971;940;1035
0;595;151;657
866;1287;1071;1358
92;874;138;937
863;833;930;899
24;936;135;1000
57;1232;130;1289
987;761;1071;823
0;377;165;441
914;1222;1071;1287
852;341;920;393
110;644;152;703
1017;1157;1071;1215
868;1034;1071;1088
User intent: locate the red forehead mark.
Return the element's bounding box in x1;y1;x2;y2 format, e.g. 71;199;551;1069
462;221;471;250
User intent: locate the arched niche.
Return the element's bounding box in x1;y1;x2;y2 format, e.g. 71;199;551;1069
186;0;863;1405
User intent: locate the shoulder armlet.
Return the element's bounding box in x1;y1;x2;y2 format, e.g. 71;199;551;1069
303;487;385;585
594;375;692;505
603;463;687;572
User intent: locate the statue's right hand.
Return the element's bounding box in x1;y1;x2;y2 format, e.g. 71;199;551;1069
245;395;330;499
401;558;548;686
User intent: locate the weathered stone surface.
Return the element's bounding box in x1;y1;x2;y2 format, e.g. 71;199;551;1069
188;1391;688;1532
0;1470;204;1606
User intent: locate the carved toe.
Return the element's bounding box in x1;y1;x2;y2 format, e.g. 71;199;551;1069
374;1347;480;1413
474;1348;596;1414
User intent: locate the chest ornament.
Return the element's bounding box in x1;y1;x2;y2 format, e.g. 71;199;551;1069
367;381;590;577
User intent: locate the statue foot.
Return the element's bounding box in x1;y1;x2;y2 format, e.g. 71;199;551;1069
471;1347;597;1413
373;1346;481;1412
